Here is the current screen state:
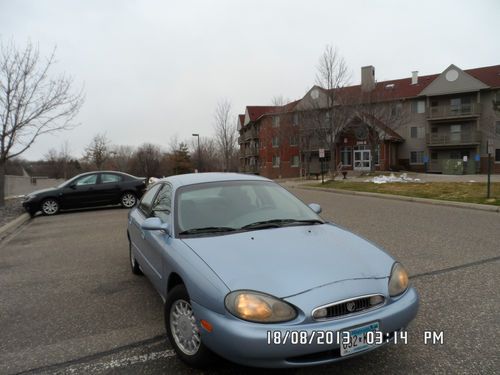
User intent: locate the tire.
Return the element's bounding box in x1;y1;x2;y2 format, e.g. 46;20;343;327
121;192;137;208
165;285;215;368
41;198;60;216
129;240;143;275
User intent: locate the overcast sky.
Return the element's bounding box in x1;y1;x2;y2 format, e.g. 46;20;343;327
1;0;499;160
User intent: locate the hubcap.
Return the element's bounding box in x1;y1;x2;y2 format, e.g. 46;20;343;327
122;194;136;208
42;200;58;214
170;299;201;356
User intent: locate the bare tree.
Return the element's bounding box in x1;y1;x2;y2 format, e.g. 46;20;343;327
131;143;162;178
190;136;221;172
351;92;410;171
213;99;237;171
83;133;110;170
0;40;84;205
311;45;351;172
109;144;135;172
271;95;290;106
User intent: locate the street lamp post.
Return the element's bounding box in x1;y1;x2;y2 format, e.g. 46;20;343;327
192;133;200;172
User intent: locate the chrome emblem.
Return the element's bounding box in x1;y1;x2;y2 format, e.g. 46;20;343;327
346;301;356;312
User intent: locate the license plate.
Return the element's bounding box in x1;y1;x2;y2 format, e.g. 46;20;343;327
340;322;379;357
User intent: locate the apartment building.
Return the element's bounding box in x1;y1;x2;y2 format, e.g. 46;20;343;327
238;64;500;177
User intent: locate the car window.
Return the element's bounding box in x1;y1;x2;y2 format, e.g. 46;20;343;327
152;184;172;222
101;173;122;183
139;184;162;215
75;174;97;186
176;180;321;234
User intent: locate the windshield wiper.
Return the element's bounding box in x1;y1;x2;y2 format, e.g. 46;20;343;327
241;219;324;230
179;226;238;235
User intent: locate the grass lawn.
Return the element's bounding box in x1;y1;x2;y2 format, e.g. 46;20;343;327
310;181;500;206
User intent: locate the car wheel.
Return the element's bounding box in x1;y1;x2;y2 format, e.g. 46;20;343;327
41;198;60;215
165;285;215;368
129;241;143;275
121;192;137;208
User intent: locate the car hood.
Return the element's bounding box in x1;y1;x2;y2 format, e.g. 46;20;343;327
181;223;394;298
27;187;59;197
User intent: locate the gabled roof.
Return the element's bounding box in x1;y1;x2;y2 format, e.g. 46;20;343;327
245;100;300;123
327;64;500;102
246;106;281;122
358;113;404;142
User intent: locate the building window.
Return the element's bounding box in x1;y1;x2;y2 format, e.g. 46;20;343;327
289;135;298;146
410;151;424;164
391;102;402;118
293;113;299;126
272;155;280;167
341;147;352;166
496;121;500;136
272;136;279;148
410;127;418;138
273;116;280;128
373;144;380;165
411;100;425;114
291;155;299;167
410;127;425;139
496;149;500;162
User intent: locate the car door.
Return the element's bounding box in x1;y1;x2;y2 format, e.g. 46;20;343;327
140;183;173;293
59;173;99;209
129;183;163;283
95;173;123;204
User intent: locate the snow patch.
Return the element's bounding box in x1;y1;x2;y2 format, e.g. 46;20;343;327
365;173;421;184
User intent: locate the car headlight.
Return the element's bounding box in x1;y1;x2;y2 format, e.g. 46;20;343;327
225;290;297;323
388;262;409;297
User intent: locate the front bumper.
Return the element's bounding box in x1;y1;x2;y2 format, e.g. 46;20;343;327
22;200;37;214
192;286;419;368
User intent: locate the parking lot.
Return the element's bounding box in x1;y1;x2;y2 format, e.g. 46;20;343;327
1;188;499;374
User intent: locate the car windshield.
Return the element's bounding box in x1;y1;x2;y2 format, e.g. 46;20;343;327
175;180;323;236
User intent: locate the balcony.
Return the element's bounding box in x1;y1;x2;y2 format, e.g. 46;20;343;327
243;128;258;141
244;146;259;157
244;165;259;174
427;131;481;147
428;103;481;120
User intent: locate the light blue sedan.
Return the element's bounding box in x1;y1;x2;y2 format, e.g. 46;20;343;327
127;173;418;368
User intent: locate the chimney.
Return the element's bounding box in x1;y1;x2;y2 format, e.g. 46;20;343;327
361;66;375;92
411;71;418;85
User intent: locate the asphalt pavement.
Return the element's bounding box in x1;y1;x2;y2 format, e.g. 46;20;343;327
0;189;499;374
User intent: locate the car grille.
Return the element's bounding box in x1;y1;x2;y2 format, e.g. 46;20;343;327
312;294;385;321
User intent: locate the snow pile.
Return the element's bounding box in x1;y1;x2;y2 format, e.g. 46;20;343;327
365;173;421;184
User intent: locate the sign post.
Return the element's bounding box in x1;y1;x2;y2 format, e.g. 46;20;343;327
319;148;325;184
487;140;493;199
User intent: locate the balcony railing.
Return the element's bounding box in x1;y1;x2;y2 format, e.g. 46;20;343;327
244;147;259;156
428;103;481;119
426;131;481;146
243;165;259;173
243;128;258;140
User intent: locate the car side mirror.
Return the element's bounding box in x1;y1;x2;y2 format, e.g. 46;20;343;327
308;203;322;214
69;183;77;189
141;217;170;234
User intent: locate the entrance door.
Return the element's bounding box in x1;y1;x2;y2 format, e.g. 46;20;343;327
354;149;371;170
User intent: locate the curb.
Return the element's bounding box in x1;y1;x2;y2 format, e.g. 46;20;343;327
296;186;500;213
0;213;31;239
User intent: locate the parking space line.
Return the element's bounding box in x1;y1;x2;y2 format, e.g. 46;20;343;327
411;255;500;279
63;350;177;374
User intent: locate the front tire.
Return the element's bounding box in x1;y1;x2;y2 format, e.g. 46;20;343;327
165;285;215;368
41;198;60;216
121;192;137;208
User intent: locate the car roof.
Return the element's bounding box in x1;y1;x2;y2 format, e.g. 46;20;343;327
159;172;271;189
